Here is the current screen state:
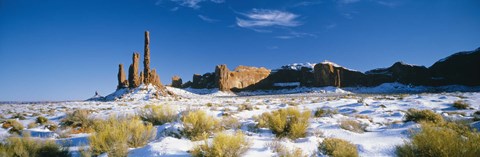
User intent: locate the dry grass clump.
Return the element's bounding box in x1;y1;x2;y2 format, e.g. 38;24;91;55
314;108;338;117
11;113;26;120
60;109;94;133
339;119;367;133
137;104;178;125
257;107;311;139
404;109;444;124
182;110;221;140
2;119;24;134
396;122;480;157
266;141;307;157
88;115;156;156
452;100;470;109
36;116;48;124
319;138;358;157
191;131;251;157
0;134;69;157
238;103;254;111
221;116;241;130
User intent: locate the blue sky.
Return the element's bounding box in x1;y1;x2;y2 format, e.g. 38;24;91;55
0;0;479;101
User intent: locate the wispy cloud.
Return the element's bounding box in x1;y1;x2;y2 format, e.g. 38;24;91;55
275;31;317;39
198;15;219;23
236;9;302;28
292;0;322;7
160;0;224;9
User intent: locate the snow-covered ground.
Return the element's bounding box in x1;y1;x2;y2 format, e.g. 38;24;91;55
1;83;480;157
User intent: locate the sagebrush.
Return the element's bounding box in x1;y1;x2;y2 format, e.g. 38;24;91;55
319;138;358;157
257;107;311;139
191;131;251;157
137;104;178;125
181;110;221;140
396;121;480;157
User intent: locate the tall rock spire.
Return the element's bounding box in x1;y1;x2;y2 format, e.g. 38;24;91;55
117;64;128;89
143;31;151;84
128;52;141;88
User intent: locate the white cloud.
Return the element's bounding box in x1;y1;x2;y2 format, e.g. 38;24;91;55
198;15;219;23
275;31;317;39
293;0;322;7
170;0;224;9
236;9;301;28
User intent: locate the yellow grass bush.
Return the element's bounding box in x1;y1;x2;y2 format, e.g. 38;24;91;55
181;110;221;140
191;131;251;157
88;115;156;156
396;122;480;157
339;119;366;133
61;109;94;133
404;109;443;124
258;107;311;139
2;119;24;134
0;134;69;157
36;116;48;124
452;100;470;109
137;104;178;125
319;138;358;157
266;141;307;157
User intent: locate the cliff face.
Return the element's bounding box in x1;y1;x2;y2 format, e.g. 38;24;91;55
215;65;271;91
429;48;480;86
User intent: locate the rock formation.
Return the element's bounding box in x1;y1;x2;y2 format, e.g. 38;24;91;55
143;31;151;85
313;63;341;87
128;53;141;88
171;76;182;88
429;47;480;86
215;65;271;91
366;62;430;85
215;65;229;91
191;73;216;89
117;64;128;89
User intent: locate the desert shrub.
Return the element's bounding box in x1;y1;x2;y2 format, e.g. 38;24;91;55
2;119;24;134
314;108;338;117
238;103;254;111
46;123;58;131
452;100;470;109
258;107;311;139
191;131;251;157
254;112;270;128
339;119;366;133
396;122;480;157
36;116;48;124
27;122;38;129
137;104;178;125
319;138;358;157
89;115;156;156
221;116;241;130
61;109;94;133
0;134;69;157
181;110;221;140
11;113;26;120
404;109;443;124
266;141;306;157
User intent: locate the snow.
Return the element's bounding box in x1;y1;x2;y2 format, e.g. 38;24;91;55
278;62;315;71
1;83;480;157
